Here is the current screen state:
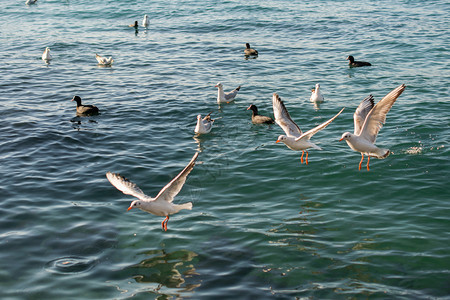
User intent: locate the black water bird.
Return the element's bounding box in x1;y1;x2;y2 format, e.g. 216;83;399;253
247;104;274;124
347;55;371;67
244;43;258;56
72;96;99;115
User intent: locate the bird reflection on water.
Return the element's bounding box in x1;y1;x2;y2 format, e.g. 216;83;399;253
125;248;200;297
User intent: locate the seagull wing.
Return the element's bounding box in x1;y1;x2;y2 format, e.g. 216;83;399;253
224;86;241;100
296;107;345;141
154;152;199;203
106;172;150;201
272;93;302;138
359;84;406;143
353;95;375;135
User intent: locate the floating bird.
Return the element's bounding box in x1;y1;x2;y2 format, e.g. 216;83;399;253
26;0;38;5
95;53;114;66
71;95;99;115
129;21;138;28
244;43;258;56
194;112;215;134
339;84;406;171
347;55;371;67
273;93;344;164
215;82;241;104
247;104;274;124
142;15;149;27
106;152;199;231
310;83;324;103
42;47;52;61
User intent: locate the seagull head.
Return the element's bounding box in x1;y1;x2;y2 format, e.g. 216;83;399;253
215;82;223;88
276;135;287;144
339;132;352;142
127;200;141;211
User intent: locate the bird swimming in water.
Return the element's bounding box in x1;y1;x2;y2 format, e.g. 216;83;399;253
42;47;52;62
347;55;371;67
244;43;258;56
310;83;324;103
215;82;241;104
142;15;149;27
247;104;274;124
95;53;114;66
71;95;99;116
194;112;215;134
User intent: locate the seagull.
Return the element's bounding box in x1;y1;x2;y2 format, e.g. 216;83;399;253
71;95;99;115
347;55;371;67
95;53;114;66
142;15;149;27
339;84;406;170
215;82;241;104
194;112;215;134
310;83;324;103
42;47;52;61
106;152;199;231
273;93;344;164
247;104;274;124
244;43;258;56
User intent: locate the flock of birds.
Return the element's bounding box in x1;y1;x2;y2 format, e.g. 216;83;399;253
41;9;405;231
107;45;403;231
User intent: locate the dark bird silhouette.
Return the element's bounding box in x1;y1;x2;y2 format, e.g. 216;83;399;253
72;96;99;116
347;55;371;67
247;104;274;124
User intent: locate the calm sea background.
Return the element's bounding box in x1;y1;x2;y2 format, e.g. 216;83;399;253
0;0;449;299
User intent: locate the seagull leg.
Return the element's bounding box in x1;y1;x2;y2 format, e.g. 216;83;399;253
366;156;371;171
305;151;309;165
161;216;169;231
359;154;364;170
301;151;305;164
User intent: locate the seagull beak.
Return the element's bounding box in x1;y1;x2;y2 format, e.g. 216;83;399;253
127;206;133;211
339;137;344;142
276;140;280;143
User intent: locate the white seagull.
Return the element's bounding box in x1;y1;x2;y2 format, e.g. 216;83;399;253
310;83;324;103
95;53;114;66
106;152;199;231
273;93;344;164
339;84;406;171
194;112;214;134
215;82;241;104
142;15;149;27
42;47;52;61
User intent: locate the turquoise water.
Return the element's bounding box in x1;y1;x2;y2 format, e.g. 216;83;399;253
1;0;449;299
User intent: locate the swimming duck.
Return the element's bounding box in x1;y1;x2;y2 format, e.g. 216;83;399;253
347;55;371;67
247;104;274;124
215;82;241;104
42;47;52;61
310;83;324;102
244;43;258;56
72;96;99;115
95;53;114;66
26;0;38;5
